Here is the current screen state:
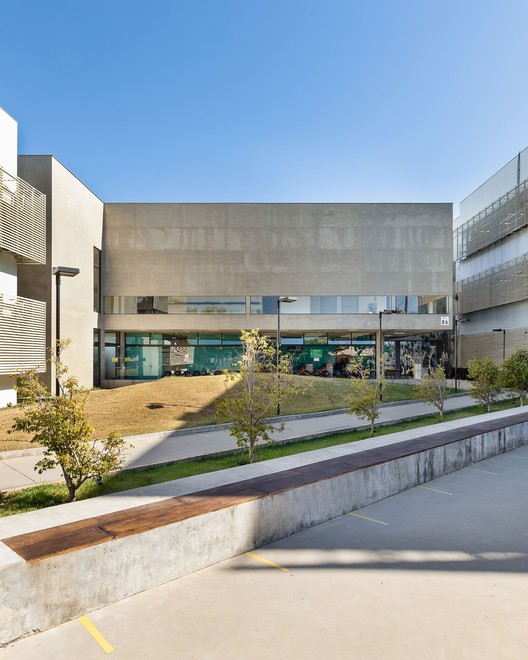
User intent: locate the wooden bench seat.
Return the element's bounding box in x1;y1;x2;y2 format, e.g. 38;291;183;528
4;411;528;564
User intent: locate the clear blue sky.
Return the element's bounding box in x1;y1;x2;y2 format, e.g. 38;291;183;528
2;0;528;210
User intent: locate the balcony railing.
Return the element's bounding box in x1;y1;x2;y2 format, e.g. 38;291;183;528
454;179;528;261
0;166;46;264
0;294;46;374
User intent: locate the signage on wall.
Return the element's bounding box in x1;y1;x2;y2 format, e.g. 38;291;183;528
441;316;450;326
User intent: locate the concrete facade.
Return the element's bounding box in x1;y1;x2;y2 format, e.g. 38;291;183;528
17;156;104;391
101;202;452;385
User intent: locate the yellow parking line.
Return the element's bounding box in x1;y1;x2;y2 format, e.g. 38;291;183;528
245;551;288;572
465;467;497;475
79;615;114;654
417;485;453;495
348;513;389;526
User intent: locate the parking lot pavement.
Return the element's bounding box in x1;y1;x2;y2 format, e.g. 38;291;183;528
3;445;528;659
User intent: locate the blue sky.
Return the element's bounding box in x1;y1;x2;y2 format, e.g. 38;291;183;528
2;0;528;209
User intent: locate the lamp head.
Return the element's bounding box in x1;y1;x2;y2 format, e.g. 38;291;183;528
53;266;80;278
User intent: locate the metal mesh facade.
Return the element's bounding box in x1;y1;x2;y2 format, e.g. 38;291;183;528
455;179;528;262
456;253;528;314
460;328;528;366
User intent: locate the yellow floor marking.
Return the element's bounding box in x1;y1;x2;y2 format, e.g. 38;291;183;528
417;485;453;495
245;551;288;572
464;467;497;475
348;513;389;526
79;615;114;654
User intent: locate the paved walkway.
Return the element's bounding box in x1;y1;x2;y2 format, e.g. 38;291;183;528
0;394;477;491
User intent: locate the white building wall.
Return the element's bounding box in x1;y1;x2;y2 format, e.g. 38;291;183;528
0;109;18;406
0;109;17;175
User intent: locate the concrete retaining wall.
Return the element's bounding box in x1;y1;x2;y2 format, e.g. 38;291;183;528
1;417;527;644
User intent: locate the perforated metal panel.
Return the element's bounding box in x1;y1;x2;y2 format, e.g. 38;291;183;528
454;179;528;262
456;253;528;314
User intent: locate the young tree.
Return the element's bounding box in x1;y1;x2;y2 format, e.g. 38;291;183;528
216;329;296;463
501;348;528;406
413;350;448;420
467;357;502;413
347;363;385;437
11;342;127;501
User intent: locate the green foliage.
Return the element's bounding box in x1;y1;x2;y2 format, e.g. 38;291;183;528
11;341;127;501
216;329;299;463
347;363;384;436
413;351;448;420
501;348;528;406
467;357;502;412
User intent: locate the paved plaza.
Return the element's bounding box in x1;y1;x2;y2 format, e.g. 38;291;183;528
3;443;528;659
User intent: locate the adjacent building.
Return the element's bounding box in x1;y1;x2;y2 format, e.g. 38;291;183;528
0;109;46;406
454;148;528;367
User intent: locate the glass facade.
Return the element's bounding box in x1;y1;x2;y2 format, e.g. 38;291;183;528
104;296;246;314
252;295;448;314
100;331;381;380
104;294;449;315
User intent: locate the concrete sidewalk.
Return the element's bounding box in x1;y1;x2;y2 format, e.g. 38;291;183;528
0;394;478;491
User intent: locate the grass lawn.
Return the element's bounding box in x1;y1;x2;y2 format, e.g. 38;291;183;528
0;376;423;452
0;398;517;518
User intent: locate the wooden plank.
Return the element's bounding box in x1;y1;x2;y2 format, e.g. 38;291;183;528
3;521;113;563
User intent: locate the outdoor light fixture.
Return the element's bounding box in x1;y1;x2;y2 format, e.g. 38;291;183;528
492;328;506;362
276;296;298;416
53;266;80;395
378;309;398;400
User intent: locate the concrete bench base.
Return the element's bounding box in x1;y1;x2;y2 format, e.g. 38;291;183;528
1;409;528;644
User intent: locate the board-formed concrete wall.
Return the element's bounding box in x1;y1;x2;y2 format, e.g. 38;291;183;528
1;411;526;645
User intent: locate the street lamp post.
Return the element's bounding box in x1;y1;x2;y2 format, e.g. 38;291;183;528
378;309;397;401
53;266;80;395
276;296;297;416
493;328;506;363
453;316;469;393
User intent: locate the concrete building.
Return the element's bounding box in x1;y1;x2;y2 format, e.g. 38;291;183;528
1;109;454;401
101;203;453;386
454;149;528;367
0;109;46;406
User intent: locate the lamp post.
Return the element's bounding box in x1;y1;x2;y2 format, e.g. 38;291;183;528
493;328;506;363
276;296;297;416
53;266;80;395
453;316;469;393
378;309;397;401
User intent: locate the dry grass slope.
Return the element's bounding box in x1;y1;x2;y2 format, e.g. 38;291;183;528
0;376;416;452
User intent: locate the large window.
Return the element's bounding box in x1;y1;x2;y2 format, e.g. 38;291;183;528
250;295;447;314
104;296;246;314
93;247;101;312
104;294;449;315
